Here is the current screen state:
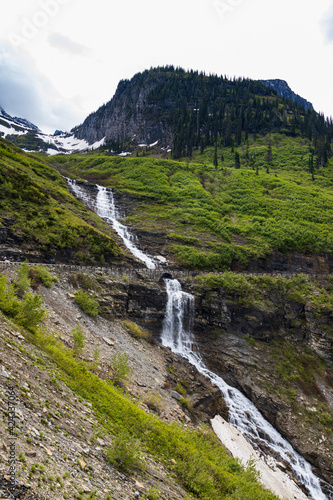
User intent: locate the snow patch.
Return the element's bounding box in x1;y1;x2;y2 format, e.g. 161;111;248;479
0;120;28;137
0;107;106;155
40;134;106;155
211;416;310;500
46;148;61;156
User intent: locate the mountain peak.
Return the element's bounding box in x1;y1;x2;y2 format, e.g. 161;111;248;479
260;79;313;111
72;67;319;157
0;105;40;131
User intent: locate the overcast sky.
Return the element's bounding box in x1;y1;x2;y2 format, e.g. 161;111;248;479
1;0;333;134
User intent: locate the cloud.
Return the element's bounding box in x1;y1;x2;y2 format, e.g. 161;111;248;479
48;33;90;56
0;43;84;133
321;2;333;43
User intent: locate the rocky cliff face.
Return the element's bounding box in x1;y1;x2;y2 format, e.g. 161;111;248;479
185;278;333;488
260;79;313;111
72;71;174;147
104;270;333;490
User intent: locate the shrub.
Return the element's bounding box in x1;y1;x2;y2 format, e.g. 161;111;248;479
0;275;20;317
319;412;333;427
110;353;130;385
142;488;162;500
13;261;31;297
180;397;192;411
106;432;143;472
144;392;164;415
71;325;85;357
244;333;255;347
91;348;100;371
70;272;98;291
123;320;149;340
175;382;186;396
74;290;99;316
0;275;46;330
15;293;46;330
30;266;59;288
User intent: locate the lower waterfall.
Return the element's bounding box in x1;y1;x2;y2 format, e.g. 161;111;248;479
161;278;327;500
66;178;157;269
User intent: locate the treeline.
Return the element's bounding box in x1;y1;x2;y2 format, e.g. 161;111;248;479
142;67;333;163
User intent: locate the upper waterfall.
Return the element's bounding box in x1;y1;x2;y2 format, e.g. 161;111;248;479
161;278;327;500
94;185;157;269
66;179;158;269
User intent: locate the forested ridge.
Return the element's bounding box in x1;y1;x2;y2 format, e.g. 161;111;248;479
73;66;333;167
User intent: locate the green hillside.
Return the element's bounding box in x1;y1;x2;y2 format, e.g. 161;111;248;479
50;132;333;270
0;71;333;498
0;138;125;265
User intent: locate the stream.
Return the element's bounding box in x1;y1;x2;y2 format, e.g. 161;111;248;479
161;278;327;499
66;179;157;269
67;178;329;499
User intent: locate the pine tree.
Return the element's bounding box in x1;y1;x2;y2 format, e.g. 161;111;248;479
213;142;218;167
234;151;241;169
309;150;315;180
267;141;272;164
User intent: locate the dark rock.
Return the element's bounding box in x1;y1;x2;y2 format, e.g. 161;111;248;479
160;272;173;281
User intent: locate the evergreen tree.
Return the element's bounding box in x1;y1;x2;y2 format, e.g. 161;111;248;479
234;151;241;169
309;150;315;180
267;141;272;164
213;142;218;167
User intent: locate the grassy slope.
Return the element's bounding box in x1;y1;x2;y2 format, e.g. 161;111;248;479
50;133;333;270
0;138;125;265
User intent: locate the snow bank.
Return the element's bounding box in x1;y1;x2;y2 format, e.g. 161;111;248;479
211;415;309;500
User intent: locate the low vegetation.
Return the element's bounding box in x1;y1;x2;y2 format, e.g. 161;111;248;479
30;328;278;499
74;290;99;316
0;138;124;265
123;319;150;340
193;272;313;308
50;133;333;270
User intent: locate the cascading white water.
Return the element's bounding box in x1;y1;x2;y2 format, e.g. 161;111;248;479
66;179;157;269
66;177;94;207
94;186;157;269
162;278;327;500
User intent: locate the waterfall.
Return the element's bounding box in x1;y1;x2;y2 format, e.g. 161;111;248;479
161;278;327;500
94;186;157;269
66;179;157;269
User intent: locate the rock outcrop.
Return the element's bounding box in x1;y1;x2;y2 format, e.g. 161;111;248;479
72;71;174;147
260;79;313;111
